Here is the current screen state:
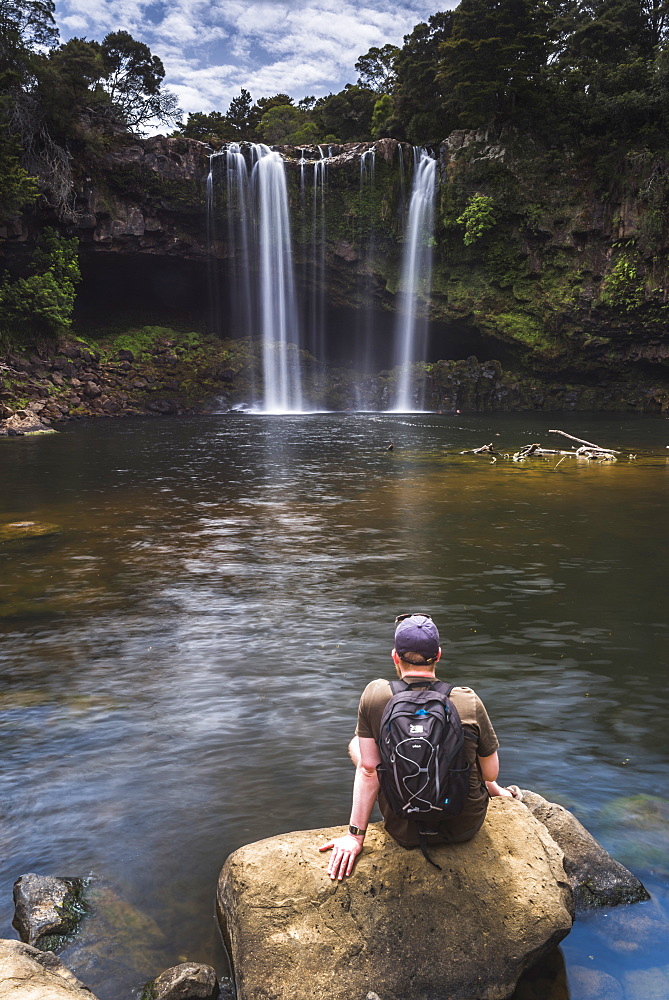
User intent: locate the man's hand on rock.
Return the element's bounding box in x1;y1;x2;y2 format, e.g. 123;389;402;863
319;833;364;880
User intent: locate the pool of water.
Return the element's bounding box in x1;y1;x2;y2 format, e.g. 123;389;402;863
1;411;668;999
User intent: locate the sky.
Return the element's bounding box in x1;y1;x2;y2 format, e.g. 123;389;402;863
53;0;451;127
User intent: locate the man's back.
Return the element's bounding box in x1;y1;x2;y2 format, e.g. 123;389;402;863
357;678;499;846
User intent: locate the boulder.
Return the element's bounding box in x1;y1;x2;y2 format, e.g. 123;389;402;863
217;800;574;1000
520;790;650;910
1;411;51;436
0;939;98;1000
13;874;86;950
143;962;218;1000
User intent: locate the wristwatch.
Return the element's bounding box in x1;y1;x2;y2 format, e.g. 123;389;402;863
349;824;367;836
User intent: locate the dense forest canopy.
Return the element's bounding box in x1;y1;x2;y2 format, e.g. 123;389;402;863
3;0;669;209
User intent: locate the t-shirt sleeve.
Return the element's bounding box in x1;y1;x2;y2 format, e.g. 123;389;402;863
355;680;384;739
474;695;500;758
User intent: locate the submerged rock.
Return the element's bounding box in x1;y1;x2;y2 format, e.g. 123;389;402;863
596;793;669;875
0;521;61;542
143;962;219;1000
520;790;650;910
0;939;98;999
12;874;87;950
217;800;573;1000
58;884;171;995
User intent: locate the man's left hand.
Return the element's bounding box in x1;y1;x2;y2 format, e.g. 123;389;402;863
319;833;364;880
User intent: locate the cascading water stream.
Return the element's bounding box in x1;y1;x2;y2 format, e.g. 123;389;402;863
206;151;225;336
354;148;376;406
308;147;328;368
252;144;303;413
392;149;437;412
224;144;255;356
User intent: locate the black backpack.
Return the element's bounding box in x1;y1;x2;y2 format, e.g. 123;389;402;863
376;679;475;868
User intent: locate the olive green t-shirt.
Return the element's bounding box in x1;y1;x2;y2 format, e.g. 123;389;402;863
356;677;500;848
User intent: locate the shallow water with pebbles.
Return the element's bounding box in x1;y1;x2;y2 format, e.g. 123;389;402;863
1;411;668;1000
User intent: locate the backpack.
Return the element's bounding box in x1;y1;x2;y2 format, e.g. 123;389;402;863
376;679;476;869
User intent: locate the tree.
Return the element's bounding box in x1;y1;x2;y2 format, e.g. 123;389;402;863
370;94;395;138
355;43;400;92
226;88;254;138
100;30;181;129
314;85;376;141
439;0;550;126
393;12;454;142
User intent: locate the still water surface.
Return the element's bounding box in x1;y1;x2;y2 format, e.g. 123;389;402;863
1;412;668;999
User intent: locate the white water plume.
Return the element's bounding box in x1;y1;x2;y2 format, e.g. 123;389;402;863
392;149;437;412
252;144;303;413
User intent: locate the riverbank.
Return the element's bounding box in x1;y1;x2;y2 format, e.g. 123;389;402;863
1;325;668;434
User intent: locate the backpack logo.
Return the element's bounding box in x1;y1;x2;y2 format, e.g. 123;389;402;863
409;724;424;733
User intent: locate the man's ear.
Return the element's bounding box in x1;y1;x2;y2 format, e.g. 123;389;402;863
391;648;400;665
435;647;442;662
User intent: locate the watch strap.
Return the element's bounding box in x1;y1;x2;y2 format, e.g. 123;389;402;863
349;824;366;836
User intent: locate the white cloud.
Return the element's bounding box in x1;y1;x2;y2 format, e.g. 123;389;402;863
54;0;456;126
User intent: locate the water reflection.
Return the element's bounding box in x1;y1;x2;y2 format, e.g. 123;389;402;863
0;412;668;999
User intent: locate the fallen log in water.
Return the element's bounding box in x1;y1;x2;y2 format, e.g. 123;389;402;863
461;429;621;463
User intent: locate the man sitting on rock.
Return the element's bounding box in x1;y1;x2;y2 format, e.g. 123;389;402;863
320;613;520;880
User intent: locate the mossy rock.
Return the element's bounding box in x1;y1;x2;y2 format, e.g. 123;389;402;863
596;795;669;874
0;521;62;542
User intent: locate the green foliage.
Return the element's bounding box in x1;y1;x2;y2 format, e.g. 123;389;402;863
226;88;254;138
175;111;234;146
0;130;38;220
0;228;80;341
457;194;497;244
600;252;645;311
259;104;308;144
314;85;376;142
439;0;550;127
371;94;394;139
109;325;203;357
393;12;454;142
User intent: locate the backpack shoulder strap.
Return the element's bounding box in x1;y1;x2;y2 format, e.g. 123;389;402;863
430;680;454;697
389;679;406;695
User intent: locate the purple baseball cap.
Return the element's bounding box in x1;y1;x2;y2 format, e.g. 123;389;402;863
394;614;440;662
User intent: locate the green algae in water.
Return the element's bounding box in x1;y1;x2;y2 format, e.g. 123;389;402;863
0;521;62;542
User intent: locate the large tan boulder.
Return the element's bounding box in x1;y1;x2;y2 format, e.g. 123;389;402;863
0;939;98;1000
217;799;574;1000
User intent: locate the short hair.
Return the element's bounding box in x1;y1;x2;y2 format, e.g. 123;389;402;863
398;650;436;667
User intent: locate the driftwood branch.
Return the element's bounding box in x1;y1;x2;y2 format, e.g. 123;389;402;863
548;429;619;454
461;429;623;465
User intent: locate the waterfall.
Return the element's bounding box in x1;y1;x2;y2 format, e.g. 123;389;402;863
354;148;376;407
252;144;303;413
308;147;328;366
392;149;437;412
206;151;225;337
224;144;255;356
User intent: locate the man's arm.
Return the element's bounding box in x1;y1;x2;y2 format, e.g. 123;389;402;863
319;737;381;880
478;750;514;798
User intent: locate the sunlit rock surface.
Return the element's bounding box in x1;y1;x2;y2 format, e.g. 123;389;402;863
0;939;98;1000
217;800;574;1000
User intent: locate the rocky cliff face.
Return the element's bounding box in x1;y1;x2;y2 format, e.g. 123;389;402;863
2;131;668;403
